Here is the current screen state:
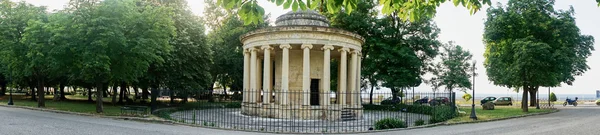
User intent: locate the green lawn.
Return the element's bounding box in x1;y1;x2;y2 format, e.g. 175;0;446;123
0;95;126;116
449;106;554;123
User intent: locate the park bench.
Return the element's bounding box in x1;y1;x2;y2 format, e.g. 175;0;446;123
120;105;148;116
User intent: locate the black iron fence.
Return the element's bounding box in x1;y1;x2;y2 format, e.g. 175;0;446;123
166;90;458;133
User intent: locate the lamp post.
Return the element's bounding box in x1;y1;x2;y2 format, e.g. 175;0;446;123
7;70;13;105
469;60;477;120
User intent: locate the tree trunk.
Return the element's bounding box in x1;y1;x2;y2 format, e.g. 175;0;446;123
208;83;215;102
150;86;158;112
59;83;66;100
182;95;188;103
103;86;108;98
133;85;138;99
0;82;6;96
142;87;149;100
521;86;529;112
112;85;118;105
53;86;60;101
529;88;537;107
30;86;36;101
369;83;375;105
87;88;93;102
37;78;45;108
169;90;174;104
96;81;104;113
223;84;228;99
118;82;125;104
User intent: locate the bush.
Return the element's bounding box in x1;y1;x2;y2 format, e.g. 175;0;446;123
224;102;241;108
550;92;557;102
429;106;455;123
374;118;406;130
414;119;425;126
363;104;457;124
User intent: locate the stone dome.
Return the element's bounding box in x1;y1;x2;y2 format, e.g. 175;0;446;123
275;10;330;27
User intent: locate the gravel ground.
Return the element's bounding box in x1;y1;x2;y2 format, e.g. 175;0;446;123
170;108;430;133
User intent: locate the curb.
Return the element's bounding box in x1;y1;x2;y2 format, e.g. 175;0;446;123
442;109;559;126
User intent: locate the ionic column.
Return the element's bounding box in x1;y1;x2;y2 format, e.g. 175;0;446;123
249;48;258;103
257;58;262;102
243;49;250;103
322;45;334;106
280;44;292;105
301;44;313;106
338;48;349;106
356;53;363;106
262;45;273;104
348;50;358;106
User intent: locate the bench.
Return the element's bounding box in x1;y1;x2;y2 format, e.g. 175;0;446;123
456;105;466;115
120;105;148;116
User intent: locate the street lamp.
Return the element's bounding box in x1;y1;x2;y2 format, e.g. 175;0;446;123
7;70;13;105
470;60;477;120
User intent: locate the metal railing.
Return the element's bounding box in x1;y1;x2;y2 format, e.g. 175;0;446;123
167;90;457;133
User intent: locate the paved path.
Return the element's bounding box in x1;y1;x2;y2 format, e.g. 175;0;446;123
1;105;599;135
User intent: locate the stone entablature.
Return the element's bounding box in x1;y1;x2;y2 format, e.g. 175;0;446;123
240;26;365;45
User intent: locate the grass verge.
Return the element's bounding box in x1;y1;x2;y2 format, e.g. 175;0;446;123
449;106;554;123
0;95;124;116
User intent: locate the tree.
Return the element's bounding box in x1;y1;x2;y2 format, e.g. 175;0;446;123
148;0;213;103
217;0;496;24
324;0;379;104
54;0;176;112
0;1;53;107
206;0;269;100
433;42;473;93
371;17;441;100
549;92;557;102
483;0;595;112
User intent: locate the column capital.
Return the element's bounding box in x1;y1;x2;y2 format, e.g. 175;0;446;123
248;47;258;52
338;47;350;52
261;45;273;50
280;44;292;49
351;50;361;54
321;45;335;51
301;44;313;49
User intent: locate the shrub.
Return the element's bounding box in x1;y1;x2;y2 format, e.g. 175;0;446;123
429;106;455;123
414;119;425;126
374;118;406;130
224;102;241;108
549;92;557;102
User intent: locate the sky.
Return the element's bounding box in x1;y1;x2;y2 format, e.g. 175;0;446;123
12;0;600;95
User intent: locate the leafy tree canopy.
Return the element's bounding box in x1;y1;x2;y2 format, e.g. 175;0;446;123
483;0;595;111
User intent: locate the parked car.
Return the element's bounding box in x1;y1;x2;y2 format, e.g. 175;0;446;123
480;96;497;105
493;97;513;106
429;97;449;106
414;96;430;104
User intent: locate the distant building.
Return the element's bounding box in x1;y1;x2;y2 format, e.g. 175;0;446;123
597;90;600;98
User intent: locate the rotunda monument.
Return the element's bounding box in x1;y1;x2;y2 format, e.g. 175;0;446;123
240;10;364;120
